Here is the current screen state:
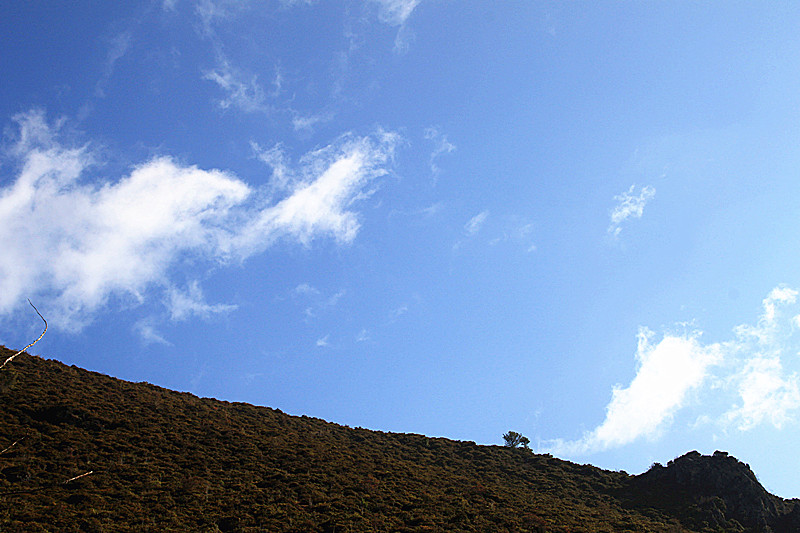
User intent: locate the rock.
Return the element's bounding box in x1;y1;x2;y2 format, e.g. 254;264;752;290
629;451;797;532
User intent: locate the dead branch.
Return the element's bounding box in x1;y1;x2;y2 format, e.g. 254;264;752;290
63;471;94;484
0;471;96;497
1;299;48;370
0;435;27;456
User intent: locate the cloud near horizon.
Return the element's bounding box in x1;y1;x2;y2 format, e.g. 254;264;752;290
0;110;397;331
546;286;800;456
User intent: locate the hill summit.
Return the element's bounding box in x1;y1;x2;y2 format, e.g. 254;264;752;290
0;347;797;532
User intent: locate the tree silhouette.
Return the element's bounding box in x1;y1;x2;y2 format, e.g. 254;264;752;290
503;431;530;449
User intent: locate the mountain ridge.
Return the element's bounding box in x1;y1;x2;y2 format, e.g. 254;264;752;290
0;346;797;532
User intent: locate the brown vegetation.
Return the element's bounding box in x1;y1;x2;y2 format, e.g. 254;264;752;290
0;347;796;532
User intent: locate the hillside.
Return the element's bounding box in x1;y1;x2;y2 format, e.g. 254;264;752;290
0;346;797;532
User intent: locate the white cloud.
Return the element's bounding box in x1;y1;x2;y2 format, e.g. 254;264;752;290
748;286;796;331
0;110;396;330
464;210;489;236
316;335;329;347
370;0;420;26
0;111;248;329
547;285;800;458
722;287;800;430
236;131;399;251
608;184;655;237
251;142;293;193
725;356;800;430
550;328;721;455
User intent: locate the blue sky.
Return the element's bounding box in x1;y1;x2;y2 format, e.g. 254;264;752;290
3;1;800;497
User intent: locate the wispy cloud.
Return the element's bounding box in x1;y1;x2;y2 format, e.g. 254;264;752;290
167;281;236;321
203;57;268;113
133;317;173;346
723;287;800;430
726;356;800;430
195;0;315;35
368;0;421;53
237;131;399;251
195;0;242;35
370;0;421;26
546;286;800;456
488;220;536;253
293;283;320;297
390;305;408;320
608;184;655;237
292;111;335;134
316;335;329;347
453;210;490;251
0;110;397;330
251;142;293;193
424;127;456;181
95;31;133;98
464;210;489;236
292;283;346;319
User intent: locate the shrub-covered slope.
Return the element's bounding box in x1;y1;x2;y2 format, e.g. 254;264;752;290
0;347;795;532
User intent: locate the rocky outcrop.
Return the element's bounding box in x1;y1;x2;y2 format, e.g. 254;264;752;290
628;450;798;532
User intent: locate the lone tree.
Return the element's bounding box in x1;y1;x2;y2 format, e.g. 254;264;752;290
503;431;530;449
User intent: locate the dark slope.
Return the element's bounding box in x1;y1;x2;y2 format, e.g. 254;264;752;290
0;347;795;532
624;451;800;532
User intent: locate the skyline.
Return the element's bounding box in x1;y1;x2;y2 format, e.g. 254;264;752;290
2;1;800;497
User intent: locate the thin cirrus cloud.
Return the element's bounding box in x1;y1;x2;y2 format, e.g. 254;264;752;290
0;109;397;331
464;210;489;236
368;0;422;53
291;283;346;320
423;127;456;180
546;286;800;456
607;184;655;237
166;281;237;321
452;210;489;251
370;0;421;26
203;58;269;114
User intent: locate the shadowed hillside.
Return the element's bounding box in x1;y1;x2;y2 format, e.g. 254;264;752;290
0;347;797;532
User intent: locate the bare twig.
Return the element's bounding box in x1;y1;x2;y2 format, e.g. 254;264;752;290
1;299;48;370
0;471;96;497
0;435;27;456
63;471;94;484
